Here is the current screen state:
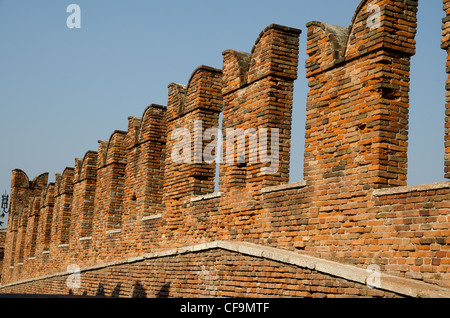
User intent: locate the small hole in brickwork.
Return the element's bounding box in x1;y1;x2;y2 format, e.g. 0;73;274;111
132;194;137;201
358;124;366;131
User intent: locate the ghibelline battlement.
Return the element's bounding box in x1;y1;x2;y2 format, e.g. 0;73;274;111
0;0;449;298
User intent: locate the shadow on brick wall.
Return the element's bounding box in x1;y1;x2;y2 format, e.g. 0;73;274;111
131;281;147;298
156;283;170;298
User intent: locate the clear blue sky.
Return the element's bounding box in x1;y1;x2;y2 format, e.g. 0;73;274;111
0;1;447;227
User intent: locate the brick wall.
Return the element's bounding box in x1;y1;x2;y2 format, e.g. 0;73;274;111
221;25;300;191
304;0;416;189
0;0;449;298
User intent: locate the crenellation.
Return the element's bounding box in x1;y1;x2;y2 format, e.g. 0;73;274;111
221;50;252;95
166;83;187;122
3;171;49;281
162;65;223;248
164;65;223;200
74;151;98;183
305;21;348;74
124;104;166;218
120;104;167;256
27;197;41;259
51;168;74;252
304;0;416;190
36;183;55;255
95;131;127;233
72;151;98;251
0;0;449;298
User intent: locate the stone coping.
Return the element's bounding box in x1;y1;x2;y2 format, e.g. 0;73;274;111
261;180;307;193
105;229;121;235
189;180;308;202
0;240;448;298
189;181;449;199
190;192;222;202
141;214;162;221
373;182;450;197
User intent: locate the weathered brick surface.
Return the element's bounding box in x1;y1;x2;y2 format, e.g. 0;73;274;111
0;0;449;298
221;24;300;191
443;0;450;178
305;0;416;188
0;248;403;298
